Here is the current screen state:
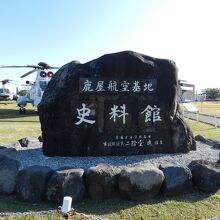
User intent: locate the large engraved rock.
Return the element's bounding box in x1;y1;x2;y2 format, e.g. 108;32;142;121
38;51;196;156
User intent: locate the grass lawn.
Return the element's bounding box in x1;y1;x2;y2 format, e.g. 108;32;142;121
193;101;220;117
0;100;220;219
74;193;220;220
186;119;220;140
0;101;41;142
1;193;220;220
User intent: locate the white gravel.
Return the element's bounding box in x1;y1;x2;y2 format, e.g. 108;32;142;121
14;141;220;170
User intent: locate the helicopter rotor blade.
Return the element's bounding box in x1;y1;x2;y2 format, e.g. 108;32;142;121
0;79;11;82
0;65;40;69
20;69;38;78
0;79;12;84
0;64;60;70
8;81;19;86
49;67;60;69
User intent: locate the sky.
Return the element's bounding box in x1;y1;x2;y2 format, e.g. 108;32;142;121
0;0;219;93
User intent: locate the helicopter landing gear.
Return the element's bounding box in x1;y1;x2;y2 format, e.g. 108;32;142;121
19;107;26;114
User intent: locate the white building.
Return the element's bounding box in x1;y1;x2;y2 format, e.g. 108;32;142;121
179;80;195;102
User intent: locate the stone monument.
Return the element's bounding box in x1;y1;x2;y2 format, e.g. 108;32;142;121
38;51;196;156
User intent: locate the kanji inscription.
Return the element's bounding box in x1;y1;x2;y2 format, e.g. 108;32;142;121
79;78;156;94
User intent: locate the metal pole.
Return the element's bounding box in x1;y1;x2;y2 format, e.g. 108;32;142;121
196;112;199;122
214;114;217;128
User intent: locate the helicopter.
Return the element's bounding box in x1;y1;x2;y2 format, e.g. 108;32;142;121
0;62;59;113
0;79;14;100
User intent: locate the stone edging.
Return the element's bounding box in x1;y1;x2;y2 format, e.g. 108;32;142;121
1;156;220;205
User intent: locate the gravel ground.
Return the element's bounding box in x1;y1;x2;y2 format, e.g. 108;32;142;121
14;141;220;170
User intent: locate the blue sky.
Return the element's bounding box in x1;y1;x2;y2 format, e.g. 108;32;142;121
0;0;219;93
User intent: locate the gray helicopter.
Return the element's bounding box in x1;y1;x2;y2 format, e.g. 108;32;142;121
0;79;14;100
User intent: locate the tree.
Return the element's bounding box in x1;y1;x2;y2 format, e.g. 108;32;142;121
202;88;220;100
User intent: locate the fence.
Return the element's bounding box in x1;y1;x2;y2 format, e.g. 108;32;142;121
183;111;220;128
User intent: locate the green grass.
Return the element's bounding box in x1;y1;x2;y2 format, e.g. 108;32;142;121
1;100;220;219
0;214;59;220
193;101;220;117
0;212;88;220
0;195;58;220
1;193;220;220
0;195;90;219
74;193;220;220
186;119;220;140
0;213;88;220
0;195;57;213
0;101;41;142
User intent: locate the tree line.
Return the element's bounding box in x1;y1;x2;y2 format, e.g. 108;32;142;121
202;88;220;100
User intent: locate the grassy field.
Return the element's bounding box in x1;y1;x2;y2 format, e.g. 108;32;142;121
0;101;41;142
1;193;220;220
186;119;220;140
0;100;220;220
193;101;220;117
